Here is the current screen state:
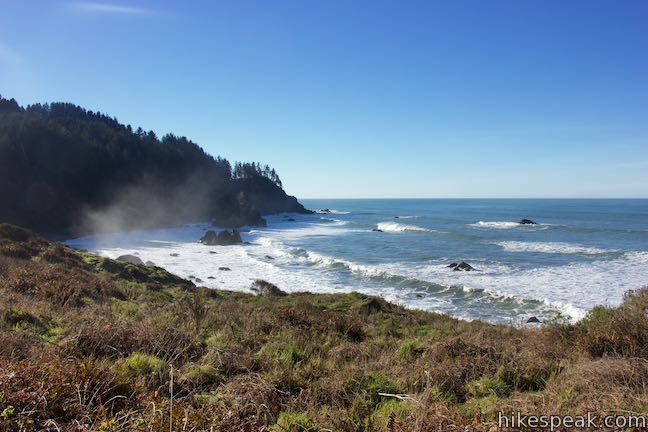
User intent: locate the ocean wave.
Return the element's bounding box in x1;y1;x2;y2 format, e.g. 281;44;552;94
625;251;648;262
470;221;551;230
319;217;347;225
376;221;432;233
496;241;613;255
319;209;350;214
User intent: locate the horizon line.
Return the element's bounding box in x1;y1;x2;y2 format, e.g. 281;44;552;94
298;197;648;200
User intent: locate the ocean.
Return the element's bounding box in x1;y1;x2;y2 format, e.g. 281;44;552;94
66;199;648;324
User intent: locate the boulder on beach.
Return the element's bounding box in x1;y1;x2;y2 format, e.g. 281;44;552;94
518;219;537;225
199;229;242;246
116;254;144;265
448;261;475;271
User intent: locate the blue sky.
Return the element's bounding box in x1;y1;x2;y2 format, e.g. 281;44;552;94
1;0;647;198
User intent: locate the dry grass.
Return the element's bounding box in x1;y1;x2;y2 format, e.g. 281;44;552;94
0;223;647;431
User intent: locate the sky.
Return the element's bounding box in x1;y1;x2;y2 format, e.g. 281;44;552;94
1;0;647;198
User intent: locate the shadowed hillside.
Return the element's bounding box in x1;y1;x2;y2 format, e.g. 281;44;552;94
0;96;310;235
1;223;647;431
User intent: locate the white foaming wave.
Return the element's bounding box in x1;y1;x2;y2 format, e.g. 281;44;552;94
496;241;613;255
376;221;432;233
470;221;550;230
396;257;648;321
319;217;347;225
625;251;648;262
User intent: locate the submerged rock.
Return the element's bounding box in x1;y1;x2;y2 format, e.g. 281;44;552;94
372;228;383;232
518;219;537;225
286;218;296;222
200;229;242;246
265;255;275;260
218;267;231;271
116;254;144;265
170;253;179;257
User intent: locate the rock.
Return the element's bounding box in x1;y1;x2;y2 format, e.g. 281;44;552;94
209;251;217;254
361;297;392;314
394;216;399;219
188;275;196;279
170;253;179;257
451;261;475;271
265;255;275;260
116;254;144;265
207;276;216;279
372;228;383;232
446;262;458;268
145;260;156;266
199;229;242;246
251;279;287;296
518;219;537;225
195;278;203;283
320;209;331;213
526;316;541;323
218;267;231;271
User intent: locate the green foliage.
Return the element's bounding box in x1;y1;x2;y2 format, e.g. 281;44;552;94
397;339;424;362
273;412;316;432
123;352;165;377
465;376;510;398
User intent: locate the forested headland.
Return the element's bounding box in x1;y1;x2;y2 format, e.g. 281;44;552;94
0;95;309;235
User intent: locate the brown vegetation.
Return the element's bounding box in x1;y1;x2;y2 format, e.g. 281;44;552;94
0;223;646;431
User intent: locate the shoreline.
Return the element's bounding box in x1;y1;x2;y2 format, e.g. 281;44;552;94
1;222;647;430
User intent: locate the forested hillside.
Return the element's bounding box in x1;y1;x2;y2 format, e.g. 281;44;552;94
0;96;309;235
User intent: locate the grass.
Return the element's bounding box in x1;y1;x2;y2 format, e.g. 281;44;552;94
0;222;647;431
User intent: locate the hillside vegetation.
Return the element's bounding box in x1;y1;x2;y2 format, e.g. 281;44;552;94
0;223;647;431
0;96;309;234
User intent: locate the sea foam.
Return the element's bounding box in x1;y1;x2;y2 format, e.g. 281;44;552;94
376;221;432;233
496;241;613;255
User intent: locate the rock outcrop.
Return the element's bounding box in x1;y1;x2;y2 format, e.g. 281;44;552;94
251;279;287;296
199;229;242;246
447;261;475;271
116;254;144;265
518;219;537;225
